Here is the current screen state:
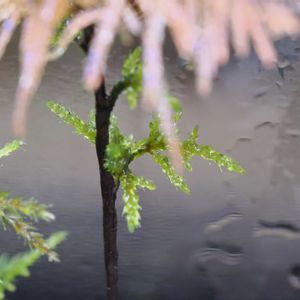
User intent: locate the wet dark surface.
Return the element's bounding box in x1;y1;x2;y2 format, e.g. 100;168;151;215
1;36;300;299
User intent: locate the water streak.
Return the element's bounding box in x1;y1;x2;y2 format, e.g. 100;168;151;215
204;213;242;234
253;220;300;240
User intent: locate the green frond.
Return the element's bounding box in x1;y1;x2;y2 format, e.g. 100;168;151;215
182;126;245;174
152;153;190;194
2;197;55;223
122;47;142;78
0;193;59;260
120;172;155;233
148;117;166;151
181;126;200;172
47;101;96;144
196;145;245;173
167;94;182;114
0;232;66;300
121;47;143;109
0;141;23;159
88;109;96;128
0;140;66;299
104;115;134;179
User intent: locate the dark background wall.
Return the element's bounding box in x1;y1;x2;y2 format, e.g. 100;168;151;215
0;35;300;299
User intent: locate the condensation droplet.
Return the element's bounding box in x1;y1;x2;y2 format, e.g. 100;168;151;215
204;213;242;234
289;265;300;289
253;220;300;240
194;242;243;266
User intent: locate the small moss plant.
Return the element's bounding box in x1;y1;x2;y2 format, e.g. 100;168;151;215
0;232;65;300
0;140;66;299
48;48;245;233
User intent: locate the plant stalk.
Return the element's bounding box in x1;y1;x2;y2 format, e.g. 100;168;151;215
80;27;119;300
95;81;119;300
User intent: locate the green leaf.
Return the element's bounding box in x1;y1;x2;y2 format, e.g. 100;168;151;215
181;126;245;174
0;232;66;300
148;117;166;151
167;94;182;114
0;141;23;159
120;172;155;233
88;109;96;128
196;145;245;173
122;47;142;78
126;87;140;109
121;47;143;109
104;115;133;179
105;115;158;232
181;126;199;172
109;48;143;109
47;101;96;144
0;193;60;260
152;153;190;194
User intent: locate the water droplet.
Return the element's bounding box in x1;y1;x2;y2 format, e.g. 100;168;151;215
254;220;300;240
254;121;277;130
284;129;300;137
195;242;243;266
253;86;269;98
289;265;300;289
204;213;242;234
277;58;291;69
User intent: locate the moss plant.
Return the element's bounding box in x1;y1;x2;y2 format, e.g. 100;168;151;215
0;140;66;299
47;46;244;299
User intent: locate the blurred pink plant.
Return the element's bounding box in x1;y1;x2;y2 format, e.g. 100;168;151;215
0;0;300;141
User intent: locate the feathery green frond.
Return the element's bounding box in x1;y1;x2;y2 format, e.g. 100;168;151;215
167;94;182;115
122;47;142;79
114;47;143;109
88;109;96;128
182;126;245;174
152;153;190;194
0;193;59;261
0;232;66;300
47;101;96;143
0;141;23;159
197;145;245;173
104;115;134;179
0;141;63;260
120;172;155;233
147;117;166;151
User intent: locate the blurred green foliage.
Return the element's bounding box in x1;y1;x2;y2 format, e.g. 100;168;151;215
0;140;24;159
51;15;83;49
0;141;62;260
0;232;66;300
120;47;143;109
0;140;66;299
0;192;60;261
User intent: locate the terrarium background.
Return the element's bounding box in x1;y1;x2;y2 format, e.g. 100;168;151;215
1;33;300;299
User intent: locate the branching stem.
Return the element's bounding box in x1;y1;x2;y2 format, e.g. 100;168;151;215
80;26;119;300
